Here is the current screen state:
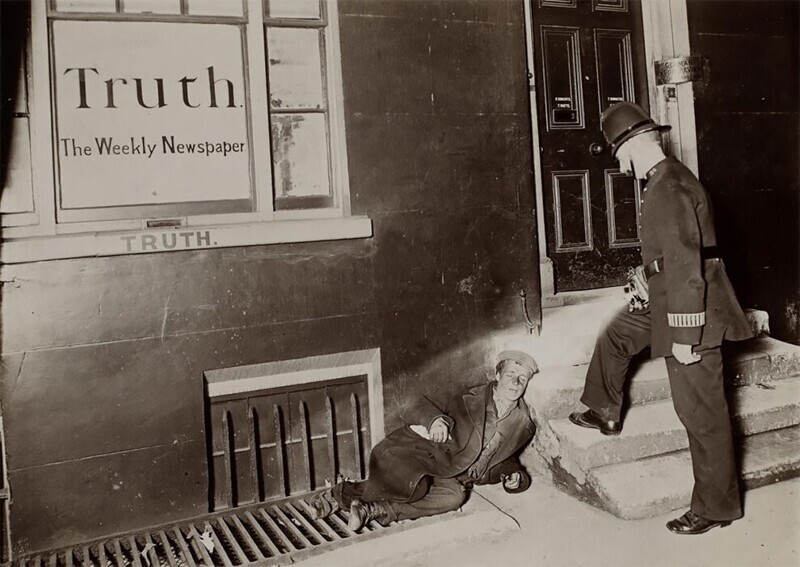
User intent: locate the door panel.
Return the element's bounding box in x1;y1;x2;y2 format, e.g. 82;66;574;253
541;26;585;130
552;170;592;251
532;0;649;292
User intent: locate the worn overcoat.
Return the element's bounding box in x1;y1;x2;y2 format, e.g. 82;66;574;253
358;382;535;503
641;157;752;357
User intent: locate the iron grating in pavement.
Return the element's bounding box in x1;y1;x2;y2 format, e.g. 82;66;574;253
15;490;391;567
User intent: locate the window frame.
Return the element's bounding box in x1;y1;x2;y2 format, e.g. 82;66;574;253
1;0;368;263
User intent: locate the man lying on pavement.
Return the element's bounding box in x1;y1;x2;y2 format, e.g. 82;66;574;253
308;350;539;531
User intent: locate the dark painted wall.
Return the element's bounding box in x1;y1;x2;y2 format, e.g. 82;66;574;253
688;0;800;342
0;0;539;554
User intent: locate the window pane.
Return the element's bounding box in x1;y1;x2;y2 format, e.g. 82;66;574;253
1;118;34;214
51;20;252;212
271;113;330;199
266;0;321;20
267;27;324;110
187;0;244;17
54;0;117;12
123;0;181;15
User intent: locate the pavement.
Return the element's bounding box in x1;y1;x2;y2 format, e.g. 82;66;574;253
298;476;800;567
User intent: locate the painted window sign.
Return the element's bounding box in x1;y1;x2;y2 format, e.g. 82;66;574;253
51;20;252;218
1;0;356;262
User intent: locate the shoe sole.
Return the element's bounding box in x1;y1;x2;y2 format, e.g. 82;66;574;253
667;521;732;535
568;414;622;436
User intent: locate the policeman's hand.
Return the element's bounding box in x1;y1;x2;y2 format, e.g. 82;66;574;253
672;343;701;365
428;417;450;443
501;472;521;490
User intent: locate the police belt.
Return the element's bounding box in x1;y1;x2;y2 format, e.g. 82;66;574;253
643;246;720;280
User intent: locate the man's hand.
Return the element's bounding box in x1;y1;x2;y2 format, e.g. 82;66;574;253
672;342;701;365
428;417;450;443
501;472;521;490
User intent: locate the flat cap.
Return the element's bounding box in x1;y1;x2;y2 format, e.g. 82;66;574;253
497;350;539;375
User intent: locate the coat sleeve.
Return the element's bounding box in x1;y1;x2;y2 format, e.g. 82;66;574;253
476;456;531;494
399;392;455;430
657;184;706;346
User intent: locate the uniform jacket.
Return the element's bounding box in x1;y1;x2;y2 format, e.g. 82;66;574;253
357;382;535;503
640;157;753;357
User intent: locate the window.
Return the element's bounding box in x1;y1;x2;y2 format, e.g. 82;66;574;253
1;18;35;223
1;0;370;263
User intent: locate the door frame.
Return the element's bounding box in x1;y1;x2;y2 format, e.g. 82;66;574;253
523;0;700;308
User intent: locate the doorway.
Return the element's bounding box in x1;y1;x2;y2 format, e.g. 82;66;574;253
526;0;651;294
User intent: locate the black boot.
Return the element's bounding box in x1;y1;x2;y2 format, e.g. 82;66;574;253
666;510;733;535
308;488;339;520
348;499;388;532
569;409;621;436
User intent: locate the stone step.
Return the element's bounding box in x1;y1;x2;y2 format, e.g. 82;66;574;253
495;297;798;372
723;337;800;383
547;376;800;471
494;299;620;370
524;358;670;421
588;425;800;519
524;337;800;421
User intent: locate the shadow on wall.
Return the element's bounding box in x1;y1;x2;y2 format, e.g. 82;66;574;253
0;2;30;561
0;1;27;191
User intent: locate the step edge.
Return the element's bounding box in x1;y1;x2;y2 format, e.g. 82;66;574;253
587;432;800;518
551;398;800;469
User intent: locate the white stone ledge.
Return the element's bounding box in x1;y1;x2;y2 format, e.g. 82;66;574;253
0;216;373;264
205;348;385;447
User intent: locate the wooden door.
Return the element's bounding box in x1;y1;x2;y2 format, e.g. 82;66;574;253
532;0;650;292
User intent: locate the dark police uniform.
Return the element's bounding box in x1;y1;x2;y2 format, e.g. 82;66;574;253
580;156;753;522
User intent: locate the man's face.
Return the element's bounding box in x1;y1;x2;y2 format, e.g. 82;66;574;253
615;140;634;176
496;361;532;402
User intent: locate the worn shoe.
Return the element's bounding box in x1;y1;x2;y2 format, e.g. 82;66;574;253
308;488;339;520
347;499;388;532
568;409;621;436
666;510;732;535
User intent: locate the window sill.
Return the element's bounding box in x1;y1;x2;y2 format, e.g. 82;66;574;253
0;216;373;264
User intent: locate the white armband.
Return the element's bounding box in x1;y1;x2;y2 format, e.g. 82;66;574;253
667;311;706;327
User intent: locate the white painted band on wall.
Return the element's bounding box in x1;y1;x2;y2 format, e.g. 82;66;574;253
204;348;385;447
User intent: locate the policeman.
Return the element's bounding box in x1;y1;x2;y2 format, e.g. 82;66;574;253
569;102;753;535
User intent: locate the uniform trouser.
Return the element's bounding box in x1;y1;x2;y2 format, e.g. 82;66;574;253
580;308;742;521
333;476;467;524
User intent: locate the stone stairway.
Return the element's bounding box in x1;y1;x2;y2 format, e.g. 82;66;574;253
493;297;800;519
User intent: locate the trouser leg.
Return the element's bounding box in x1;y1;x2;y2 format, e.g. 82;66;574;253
666;348;742;521
332;476;429;510
332;480;361;509
580;308;652;422
381;477;467;523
